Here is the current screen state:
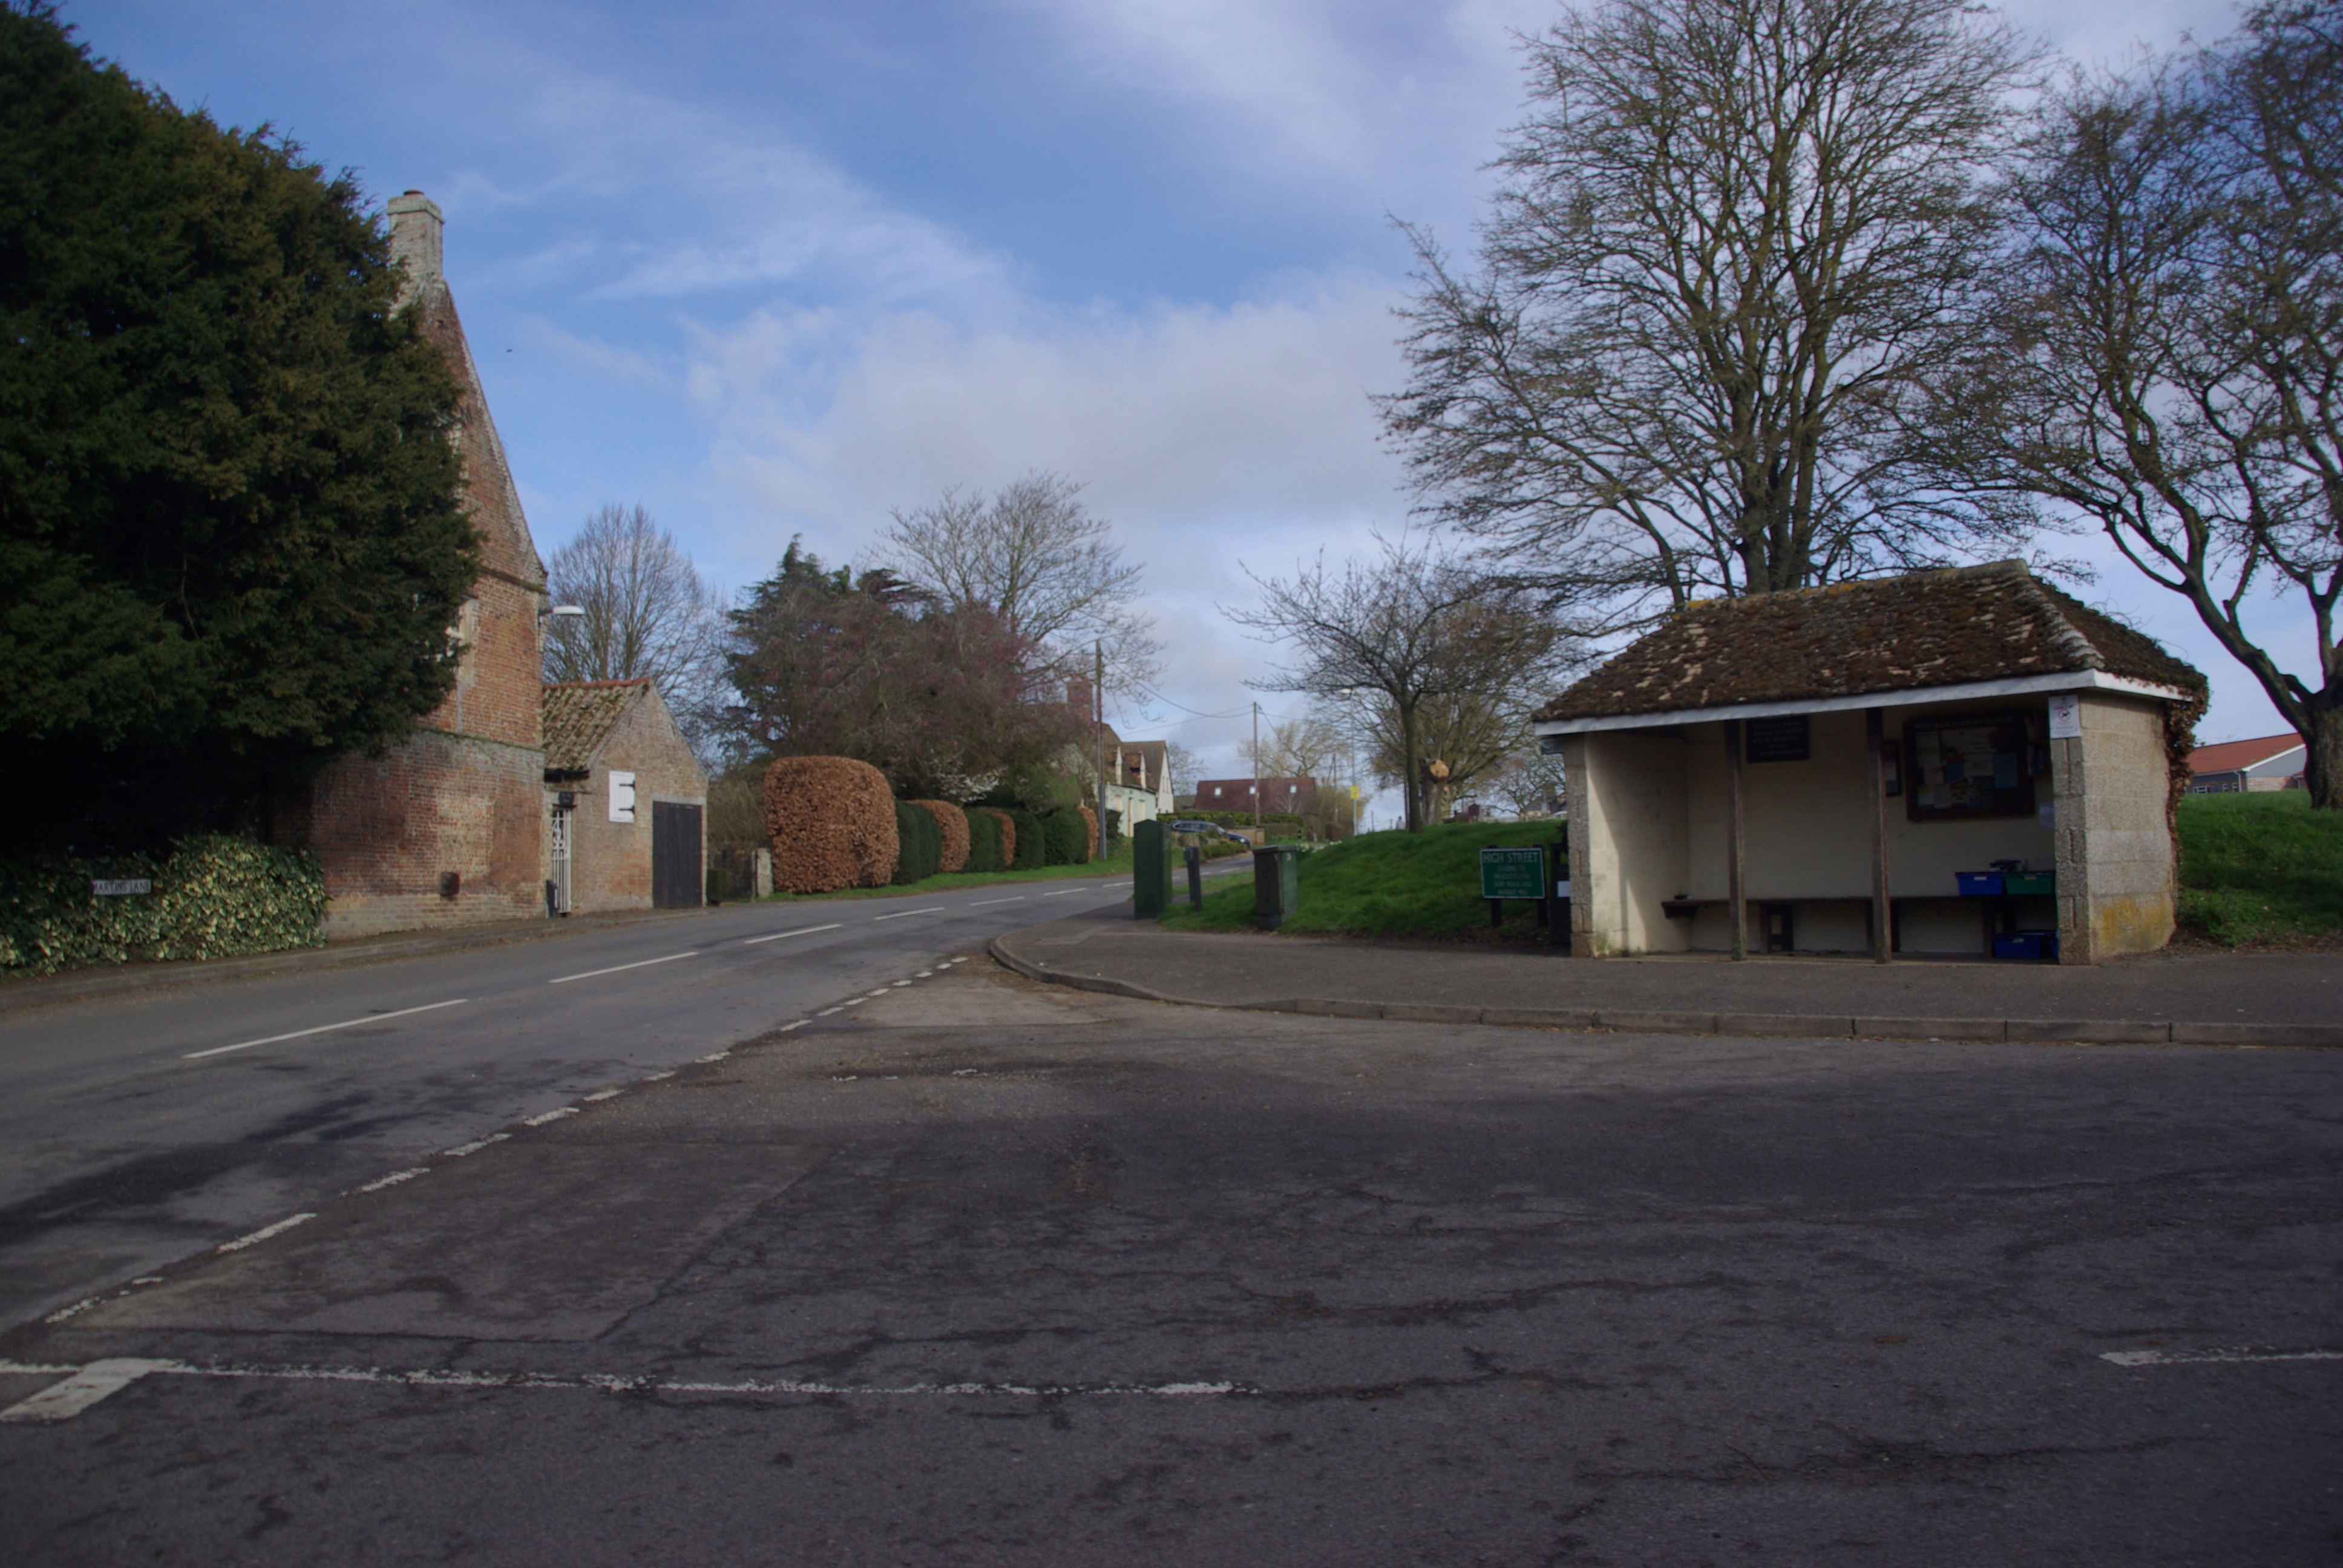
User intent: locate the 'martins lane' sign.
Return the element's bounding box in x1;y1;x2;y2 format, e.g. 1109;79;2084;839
91;878;152;897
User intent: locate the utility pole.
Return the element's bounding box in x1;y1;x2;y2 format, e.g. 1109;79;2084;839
1093;639;1106;857
1251;701;1261;835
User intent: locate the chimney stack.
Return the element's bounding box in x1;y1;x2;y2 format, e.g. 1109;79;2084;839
384;189;444;304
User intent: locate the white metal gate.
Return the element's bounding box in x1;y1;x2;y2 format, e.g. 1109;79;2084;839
549;806;572;913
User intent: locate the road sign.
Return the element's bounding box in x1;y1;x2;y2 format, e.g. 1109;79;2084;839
1478;846;1545;901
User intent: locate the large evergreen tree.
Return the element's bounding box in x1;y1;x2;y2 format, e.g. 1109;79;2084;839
0;4;474;846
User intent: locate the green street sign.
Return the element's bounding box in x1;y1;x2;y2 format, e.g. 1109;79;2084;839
1479;845;1545;900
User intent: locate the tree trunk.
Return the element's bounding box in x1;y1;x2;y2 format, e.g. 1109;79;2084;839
2305;697;2343;810
1399;699;1423;832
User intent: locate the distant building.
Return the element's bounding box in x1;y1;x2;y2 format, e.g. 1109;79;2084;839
1063;680;1173;830
1194;777;1317;815
2186;733;2305;793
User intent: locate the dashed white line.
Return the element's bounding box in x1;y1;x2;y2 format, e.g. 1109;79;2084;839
185;998;470;1060
2102;1347;2343;1367
521;1108;577;1127
871;906;947;921
355;1169;428;1194
548;952;698;985
818;1007;844;1016
439;1132;511;1158
694;1051;730;1063
777;1021;808;1033
218;1214;315;1253
582;1088;622;1102
914;970;934;978
41;1298;100;1326
742;923;842;946
0;1360;172;1423
970;897;1026;907
641;1070;675;1082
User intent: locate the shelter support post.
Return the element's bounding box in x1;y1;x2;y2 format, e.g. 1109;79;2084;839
1725;719;1746;961
1867;707;1891;964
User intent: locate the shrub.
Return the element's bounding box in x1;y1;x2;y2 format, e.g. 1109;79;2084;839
891;800;941;884
910;800;969;873
763;756;899;892
1037;808;1079;865
705;866;732;904
0;834;327;977
1076;804;1099;861
1008;807;1046;869
1104;808;1123;852
966;809;1006;873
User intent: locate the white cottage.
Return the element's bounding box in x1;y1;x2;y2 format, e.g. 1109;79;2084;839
1533;563;2206;965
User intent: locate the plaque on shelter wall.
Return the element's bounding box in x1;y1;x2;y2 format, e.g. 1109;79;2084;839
1743;714;1810;763
1904;712;2040;821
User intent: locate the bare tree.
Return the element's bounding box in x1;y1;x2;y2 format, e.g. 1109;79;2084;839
544;505;726;752
1484;746;1570;820
1227;535;1567;831
1347;690;1527;823
1162;739;1200;800
1383;0;2036;629
884;471;1164;696
1934;2;2342;804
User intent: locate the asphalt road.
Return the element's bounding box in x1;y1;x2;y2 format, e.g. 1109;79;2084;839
2;961;2338;1565
0;873;1148;1330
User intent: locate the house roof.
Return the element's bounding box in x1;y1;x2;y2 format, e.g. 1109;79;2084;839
2187;733;2304;776
542;679;650;772
1536;561;2203;726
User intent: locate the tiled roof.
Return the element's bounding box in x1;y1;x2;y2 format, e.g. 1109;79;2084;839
2187;733;2304;774
1536;562;2203;724
542;679;649;771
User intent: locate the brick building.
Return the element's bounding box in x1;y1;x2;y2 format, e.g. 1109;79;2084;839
543;679;709;913
1194;777;1317;815
280;192;554;938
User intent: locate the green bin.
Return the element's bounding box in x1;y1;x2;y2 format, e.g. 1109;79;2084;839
2004;871;2056;897
1253;844;1300;930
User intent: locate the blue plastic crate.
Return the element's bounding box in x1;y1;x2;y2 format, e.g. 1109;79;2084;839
1993;932;2058;961
1956;872;2004;897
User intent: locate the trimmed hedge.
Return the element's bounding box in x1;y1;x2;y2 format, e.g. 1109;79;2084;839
1008;808;1046;869
1104;808;1122;852
966;808;1006;873
891;801;940;883
1076;804;1099;860
1;835;327;978
911;800;969;874
764;756;899;892
1040;808;1084;865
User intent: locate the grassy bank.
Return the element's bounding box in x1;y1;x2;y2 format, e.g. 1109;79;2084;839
2177;792;2343;948
1155;796;2343;950
1159;821;1565;940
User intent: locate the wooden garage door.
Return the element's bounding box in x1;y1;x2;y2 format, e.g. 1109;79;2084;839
652;801;703;909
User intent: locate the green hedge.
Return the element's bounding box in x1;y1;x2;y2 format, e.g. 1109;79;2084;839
1008;807;1046;870
1;834;327;977
1104;808;1123;852
1041;808;1085;865
891;800;940;884
966;809;1005;874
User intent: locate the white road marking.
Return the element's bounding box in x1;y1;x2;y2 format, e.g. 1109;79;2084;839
0;1359;1248;1414
0;1360;172;1423
871;907;947;921
548;952;698;985
891;980;913;988
818;1007;843;1016
864;990;893;999
841;998;865;1007
355;1169;428;1194
2102;1347;2343;1367
185;998;469;1060
439;1132;511;1158
914;970;934;978
778;1021;807;1033
970;897;1026;907
1041;889;1084;897
521;1108;577;1126
41;1298;100;1325
641;1070;675;1082
582;1088;622;1102
695;1051;729;1063
742;923;842;946
218;1214;315;1253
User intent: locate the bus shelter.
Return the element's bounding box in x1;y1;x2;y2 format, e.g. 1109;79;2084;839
1533;563;2206;965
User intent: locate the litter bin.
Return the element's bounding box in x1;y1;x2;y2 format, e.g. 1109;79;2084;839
1253;844;1300;930
1133;819;1170;918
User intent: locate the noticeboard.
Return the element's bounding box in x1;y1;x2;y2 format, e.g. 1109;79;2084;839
1743;714;1810;763
1904;711;2040;820
1479;845;1547;900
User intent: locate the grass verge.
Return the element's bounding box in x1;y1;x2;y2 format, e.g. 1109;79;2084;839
1159;821;1565;941
733;846;1137;906
2176;793;2343;948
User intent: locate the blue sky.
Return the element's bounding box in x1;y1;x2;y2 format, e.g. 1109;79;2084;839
65;0;2303;813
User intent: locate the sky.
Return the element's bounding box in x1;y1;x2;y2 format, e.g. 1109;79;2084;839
63;0;2307;822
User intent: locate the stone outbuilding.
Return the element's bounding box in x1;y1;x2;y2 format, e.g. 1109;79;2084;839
279;191;552;938
1533;563;2206;965
542;679;709;913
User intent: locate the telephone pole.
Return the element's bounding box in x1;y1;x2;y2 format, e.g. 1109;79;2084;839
1093;640;1106;855
1251;701;1261;835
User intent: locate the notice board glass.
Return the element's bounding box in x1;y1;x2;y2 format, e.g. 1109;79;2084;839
1904;711;2039;821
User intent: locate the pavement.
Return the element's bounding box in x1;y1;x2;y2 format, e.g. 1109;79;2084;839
994;901;2343;1048
4;957;2338;1564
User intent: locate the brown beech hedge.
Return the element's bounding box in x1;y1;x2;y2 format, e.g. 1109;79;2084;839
1078;804;1100;860
764;756;899;892
910;800;969;874
973;807;1017;871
